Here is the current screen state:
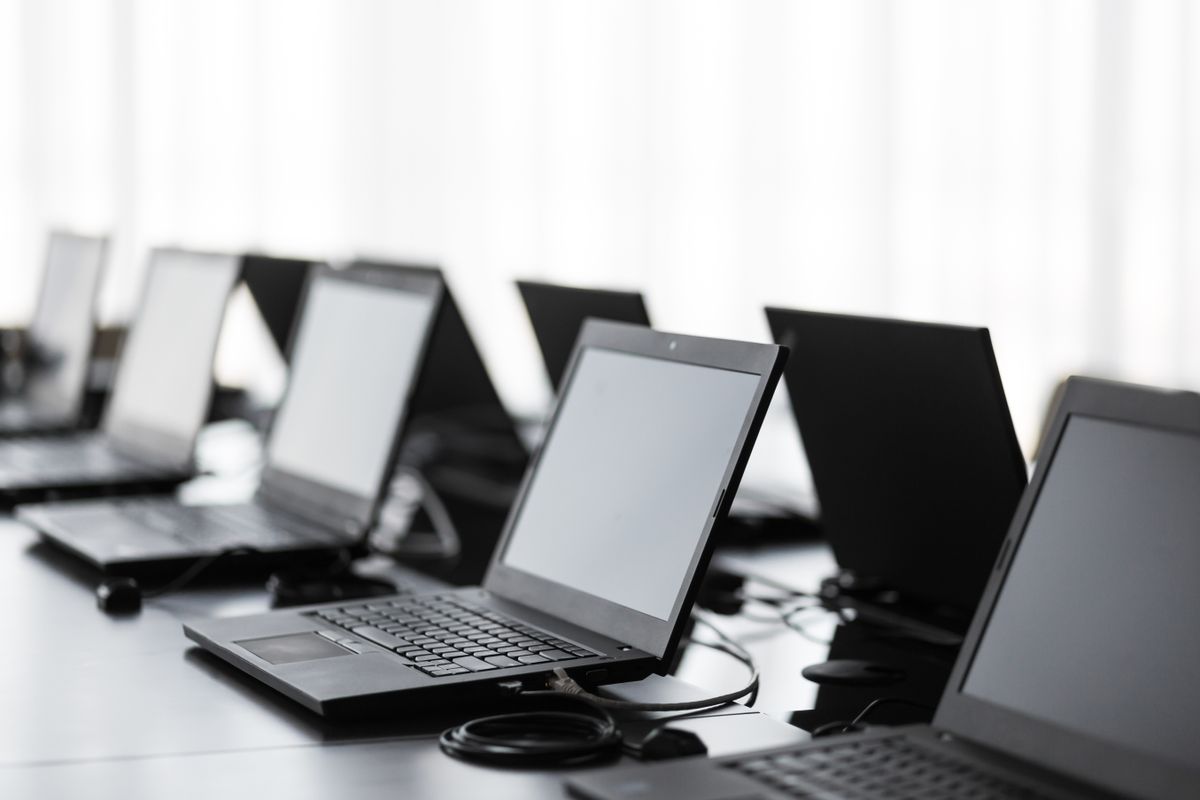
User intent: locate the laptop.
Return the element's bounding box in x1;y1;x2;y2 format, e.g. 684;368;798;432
20;263;443;575
766;307;1028;630
0;231;108;436
183;320;785;717
0;248;239;507
569;376;1200;800
240;253;315;362
516;280;650;390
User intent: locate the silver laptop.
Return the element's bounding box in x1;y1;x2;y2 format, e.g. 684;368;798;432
183;321;785;718
569;376;1200;800
22;263;441;574
0;231;108;435
0;248;239;502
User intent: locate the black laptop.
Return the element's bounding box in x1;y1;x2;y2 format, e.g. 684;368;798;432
516;280;650;390
0;248;240;507
569;376;1200;800
20;263;443;575
183;320;784;717
0;230;108;436
766;307;1028;630
240;253;315;362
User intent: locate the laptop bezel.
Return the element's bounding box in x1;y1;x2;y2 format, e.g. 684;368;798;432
935;376;1200;800
24;230;109;420
516;280;651;390
255;262;444;534
483;319;785;661
101;247;241;469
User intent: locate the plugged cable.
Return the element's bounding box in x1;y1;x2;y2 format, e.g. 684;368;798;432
96;546;268;614
140;546;263;599
811;696;937;739
438;615;758;767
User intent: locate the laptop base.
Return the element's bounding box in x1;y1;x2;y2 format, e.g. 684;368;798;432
184;587;658;719
567;726;1098;800
21;499;361;579
1;475;188;513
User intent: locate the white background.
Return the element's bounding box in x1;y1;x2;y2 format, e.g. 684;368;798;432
0;0;1197;462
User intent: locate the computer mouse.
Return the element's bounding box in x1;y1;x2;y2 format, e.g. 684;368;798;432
638;727;709;760
801;659;906;687
96;577;143;614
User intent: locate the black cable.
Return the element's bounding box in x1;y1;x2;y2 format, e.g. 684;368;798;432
548;619;759;712
140;546;263;599
439;615;758;767
439;692;622;767
811;697;937;739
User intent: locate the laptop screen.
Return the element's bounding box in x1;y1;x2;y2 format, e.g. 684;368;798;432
265;275;435;498
104;251;238;448
24;234;106;414
500;347;761;621
962;415;1200;772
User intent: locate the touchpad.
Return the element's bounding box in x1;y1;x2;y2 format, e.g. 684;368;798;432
237;632;351;664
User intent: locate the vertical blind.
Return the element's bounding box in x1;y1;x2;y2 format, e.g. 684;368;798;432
0;0;1196;459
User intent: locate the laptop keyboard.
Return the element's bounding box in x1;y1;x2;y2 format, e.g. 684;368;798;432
312;595;598;678
726;736;1052;799
116;499;345;550
1;434;153;478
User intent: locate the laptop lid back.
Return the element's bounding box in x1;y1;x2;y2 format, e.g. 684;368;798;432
102;249;240;466
766;307;1027;616
936;377;1200;799
517;280;651;390
485;320;785;661
257;264;440;533
24;231;108;418
240;254;315;362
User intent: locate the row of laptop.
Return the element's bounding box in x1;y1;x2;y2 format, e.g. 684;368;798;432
5;231;1020;633
4;233;1197;797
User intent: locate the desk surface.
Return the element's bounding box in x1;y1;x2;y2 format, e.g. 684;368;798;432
0;519;834;798
0;505;952;798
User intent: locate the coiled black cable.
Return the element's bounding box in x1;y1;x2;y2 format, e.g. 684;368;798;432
438;615;758;767
439;694;622;767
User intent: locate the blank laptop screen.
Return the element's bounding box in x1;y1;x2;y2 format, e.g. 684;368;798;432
500;347;760;621
25;234;106;414
265;276;435;498
963;415;1200;771
104;251;238;444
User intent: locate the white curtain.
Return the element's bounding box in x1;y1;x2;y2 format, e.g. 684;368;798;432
1;0;1197;461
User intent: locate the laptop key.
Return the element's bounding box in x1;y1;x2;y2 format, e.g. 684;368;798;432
484;655;520;668
517;654;548;664
538;649;572;660
452;656;496;672
351;626;407;650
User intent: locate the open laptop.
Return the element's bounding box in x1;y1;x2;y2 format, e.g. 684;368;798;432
570;376;1200;800
0;248;239;507
766;307;1028;630
183;320;785;717
0;231;108;436
20;263;441;575
516;280;651;390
